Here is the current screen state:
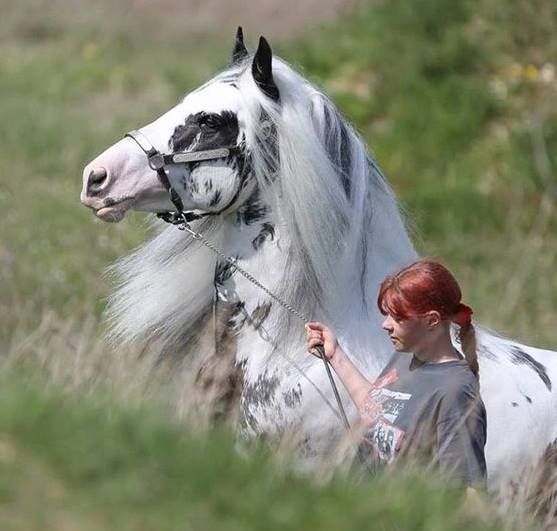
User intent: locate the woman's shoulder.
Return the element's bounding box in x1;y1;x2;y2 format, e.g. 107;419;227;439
429;358;477;385
438;367;484;416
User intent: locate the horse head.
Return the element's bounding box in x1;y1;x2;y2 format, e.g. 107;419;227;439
80;27;396;355
81;28;279;224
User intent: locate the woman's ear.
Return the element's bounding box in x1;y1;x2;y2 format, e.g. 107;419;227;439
425;310;442;329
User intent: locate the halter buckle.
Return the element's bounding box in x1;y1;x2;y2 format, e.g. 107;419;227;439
148;153;165;170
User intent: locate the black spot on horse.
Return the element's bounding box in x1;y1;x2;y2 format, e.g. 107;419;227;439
227;301;247;332
321;105;351;197
229;300;245;317
510;346;552;391
251;301;272;330
283;384;302;408
242;372;281;411
209;190;222;207
511;402;519;407
185;175;200;195
170;114;201;151
251;223;275;250
237;188;269;225
170;110;239;153
215;259;235;285
477;345;497;361
254;113;279;178
225;135;253;191
204;179;214;193
523;394;533;404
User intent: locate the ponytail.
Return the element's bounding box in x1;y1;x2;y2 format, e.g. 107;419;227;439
452;303;479;378
459;323;479;377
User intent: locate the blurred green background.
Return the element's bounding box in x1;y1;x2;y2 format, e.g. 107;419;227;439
0;0;555;528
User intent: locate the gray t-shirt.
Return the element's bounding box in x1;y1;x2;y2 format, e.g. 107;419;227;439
359;352;487;487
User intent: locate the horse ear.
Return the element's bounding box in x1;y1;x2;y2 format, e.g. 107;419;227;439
231;26;249;66
252;36;280;102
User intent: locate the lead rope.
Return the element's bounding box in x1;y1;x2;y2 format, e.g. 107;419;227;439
175;212;352;432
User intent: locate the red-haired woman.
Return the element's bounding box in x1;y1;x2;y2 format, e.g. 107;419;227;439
305;259;487;488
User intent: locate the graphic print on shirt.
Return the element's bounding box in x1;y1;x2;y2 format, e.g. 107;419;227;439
361;368;411;463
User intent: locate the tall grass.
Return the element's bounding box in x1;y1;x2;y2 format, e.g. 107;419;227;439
0;371;525;531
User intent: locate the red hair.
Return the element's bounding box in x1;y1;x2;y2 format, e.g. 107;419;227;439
378;259;478;376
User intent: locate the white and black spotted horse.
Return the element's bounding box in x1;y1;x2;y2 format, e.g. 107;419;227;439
81;28;557;492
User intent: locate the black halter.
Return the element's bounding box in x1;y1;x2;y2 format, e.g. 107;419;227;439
125;129;243;224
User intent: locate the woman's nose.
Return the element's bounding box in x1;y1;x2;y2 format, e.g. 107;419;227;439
382;317;392;331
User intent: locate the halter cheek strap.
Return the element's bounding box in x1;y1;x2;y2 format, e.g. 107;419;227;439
125;129;243;224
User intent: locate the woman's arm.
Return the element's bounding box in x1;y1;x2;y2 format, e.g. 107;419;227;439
305;322;374;410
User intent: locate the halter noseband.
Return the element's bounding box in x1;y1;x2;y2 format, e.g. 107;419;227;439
124;129;243;224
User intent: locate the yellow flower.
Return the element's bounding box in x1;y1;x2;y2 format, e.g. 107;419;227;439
524;64;539;81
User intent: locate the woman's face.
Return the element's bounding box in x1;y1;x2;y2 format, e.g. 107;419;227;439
381;314;430;352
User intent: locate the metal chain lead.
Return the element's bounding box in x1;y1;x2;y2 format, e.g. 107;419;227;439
177;213;352;431
179;216;307;322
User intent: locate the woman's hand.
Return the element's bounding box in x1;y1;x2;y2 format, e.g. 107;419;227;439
305;322;374;410
305;322;338;361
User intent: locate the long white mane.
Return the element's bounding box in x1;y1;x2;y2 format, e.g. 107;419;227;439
106;55;416;367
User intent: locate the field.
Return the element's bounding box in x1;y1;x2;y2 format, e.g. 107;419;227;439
1;0;556;528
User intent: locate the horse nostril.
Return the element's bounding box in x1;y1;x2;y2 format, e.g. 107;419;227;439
87;167;108;192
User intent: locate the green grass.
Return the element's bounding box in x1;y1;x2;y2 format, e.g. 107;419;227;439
0;374;514;531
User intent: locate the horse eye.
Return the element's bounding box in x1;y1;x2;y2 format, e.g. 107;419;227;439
202;115;220;129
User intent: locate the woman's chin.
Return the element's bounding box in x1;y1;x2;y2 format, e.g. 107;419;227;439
390;339;406;352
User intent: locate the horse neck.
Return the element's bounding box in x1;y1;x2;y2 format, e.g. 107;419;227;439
212;187;288;371
214;177;418;379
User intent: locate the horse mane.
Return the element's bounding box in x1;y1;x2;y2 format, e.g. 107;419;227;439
106;55;416;369
105;216;223;350
237;57;416;351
